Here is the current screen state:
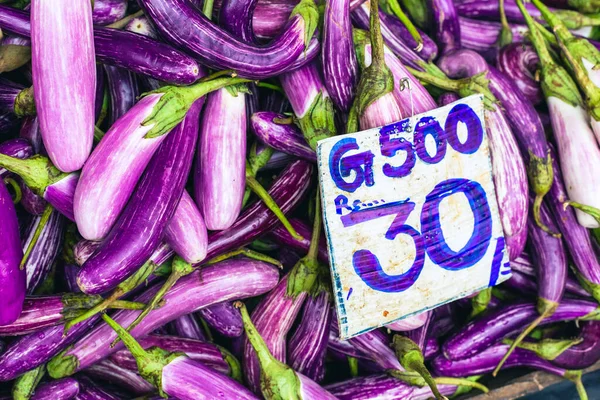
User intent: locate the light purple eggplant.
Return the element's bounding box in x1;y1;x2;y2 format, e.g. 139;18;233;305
386;312;430;332
442;299;600;361
167;313;208;342
77;99;202;294
104;64;139;126
322;0;358;112
85;359;154;395
198;301;244;338
458;17;527;61
288;288;332;382
47;259;280;378
497;43;543;106
31;0;96;172
109;334;238;378
0;179;25;325
21;208;66;294
251;111;316;161
429;0;461;55
92;0;128;26
163;190;208;264
124;16;158;39
138;0;318;79
195;87;246;231
30;378;79;400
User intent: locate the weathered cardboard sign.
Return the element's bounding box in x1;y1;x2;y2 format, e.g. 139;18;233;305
317;95;510;339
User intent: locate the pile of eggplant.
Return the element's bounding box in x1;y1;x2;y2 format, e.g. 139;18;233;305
1;0;600;398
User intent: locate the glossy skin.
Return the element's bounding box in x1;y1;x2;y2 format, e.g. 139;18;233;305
31;0;96;172
19;117;45;155
326;374;415;400
162;356;259;400
458;17;527;60
30;378;80;400
0;5;202;85
443;300;600;360
195;88;246;231
44;173;78;221
168;313;208;341
497;43;543;106
78;99;202;294
0;295;63;336
322;0;358;111
138;0;317;79
0;138;33;178
92;0;127;25
251;112;316;161
0;180;25;325
270;219;329;263
219;0;258;42
49;259;280;377
455;0;546;24
386;312;429;331
199;301;244;338
75;377;120;400
0;77;24;113
86;359;154;395
552;321;600;369
430;0;461;55
104;64;139;126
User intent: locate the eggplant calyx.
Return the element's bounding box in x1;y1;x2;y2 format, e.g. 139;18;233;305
573;272;600;305
554;10;600;30
12;364;45;400
568;0;600;14
61;293;105;311
392;335;446;400
47;349;79;379
290;0;319;48
235;301;302;400
0;154;66;197
219;346;243;382
14;86;35;118
296;92;336;150
502;337;583;361
101;314;180;397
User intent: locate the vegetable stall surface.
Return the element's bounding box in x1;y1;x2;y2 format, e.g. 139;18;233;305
0;0;598;398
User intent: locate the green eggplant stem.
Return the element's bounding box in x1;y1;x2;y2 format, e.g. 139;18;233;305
470;288;492;319
204;247;283;268
256;82;285;93
3;177;21;204
106;9;144;29
63;289;124;334
384;0;423;51
94;125;106;142
110;300;150;310
21;204;53;270
348;356;359;377
565;200;600;226
202;0;215;18
533;193;561;237
492;300;558;376
200;317;214;342
564;370;589;400
245;174;304;241
273;116;294;124
235;302;275;369
198;69;238;82
497;0;513;47
433;377;489;394
243;143;275;207
370;0;385;67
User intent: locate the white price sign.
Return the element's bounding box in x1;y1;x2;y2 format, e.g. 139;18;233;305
317;95;510;339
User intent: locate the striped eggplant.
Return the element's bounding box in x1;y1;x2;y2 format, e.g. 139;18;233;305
0;77;34;117
551;322;600;369
138;0;318;79
92;0;128;25
386;312;429;332
430;0;461;55
458;17;527;61
0;138;32;178
195;87;246;231
104;64;139;126
77;99;202;294
31;0;96;172
516;0;600;229
270;219;329;263
163;190;208;264
19;181;47;215
124;16;158;39
48;259;279;378
29;378;79;400
238;302;338;399
19;117;44;155
322;0;358;112
219;0;259;43
0;5;202;85
251;111;316;162
198;301;244;338
0;179;25;325
497;43;542;105
21;208;65;294
102;314;258;400
86;359;155;395
109;334;238;378
75;377;120;400
325;375;416;400
167;313;208;342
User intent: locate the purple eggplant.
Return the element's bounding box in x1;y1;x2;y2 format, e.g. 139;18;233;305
47;258;279;378
21;208;65;294
238;302;338;399
86;359;154;395
198;301;244;338
77;99;202;294
251;111;316;161
322;0;358;112
442;299;600;361
497;43;542;105
550;322;600;369
167;313;208;342
109;334;238;378
0;179;25;325
104;64;139;126
138;0;318;79
92;0;128;25
20;182;47;215
288;287;332;382
195;87;246;231
438;49;552;234
75;377;120;400
0;77;33;117
326;374;416;400
270;218;329;263
30;378;79;400
219;0;258;43
0;137;32;178
124;16;158;39
163;190;208;264
19;117;44;155
386;313;430;332
31;0;96;172
0;5;202;85
458;17;527;61
430;0;461;55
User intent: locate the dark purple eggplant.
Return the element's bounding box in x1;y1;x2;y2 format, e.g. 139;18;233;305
167;313;208;341
429;0;461;55
270;218;329;263
30;377;79;400
19;117;44;155
75;376;121;400
0;137;32;178
77;99;202;295
251;111;316;161
497;43;542;105
138;0;318;79
0;76;33;117
92;0;128;26
19;181;47;215
104;64;139;126
551;322;600;369
198;301;244;338
85;359;154;395
219;0;258;43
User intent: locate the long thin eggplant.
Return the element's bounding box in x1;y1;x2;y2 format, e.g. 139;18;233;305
198;301;244;338
497;43;542;106
325;374;415;400
0;179;25;325
138;0;318;79
551;322;600;369
85;359;154;395
430;0;461;55
77;99;202;294
0;5;202;85
167;313;208;342
104;64;139;126
47;259;279;378
31;0;96;172
270;218;329;263
458;17;527;61
92;0;128;25
251;111;316;161
75;377;120;400
219;0;258;43
29;378;79;400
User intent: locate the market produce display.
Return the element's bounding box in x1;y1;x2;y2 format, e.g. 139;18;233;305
0;0;600;398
